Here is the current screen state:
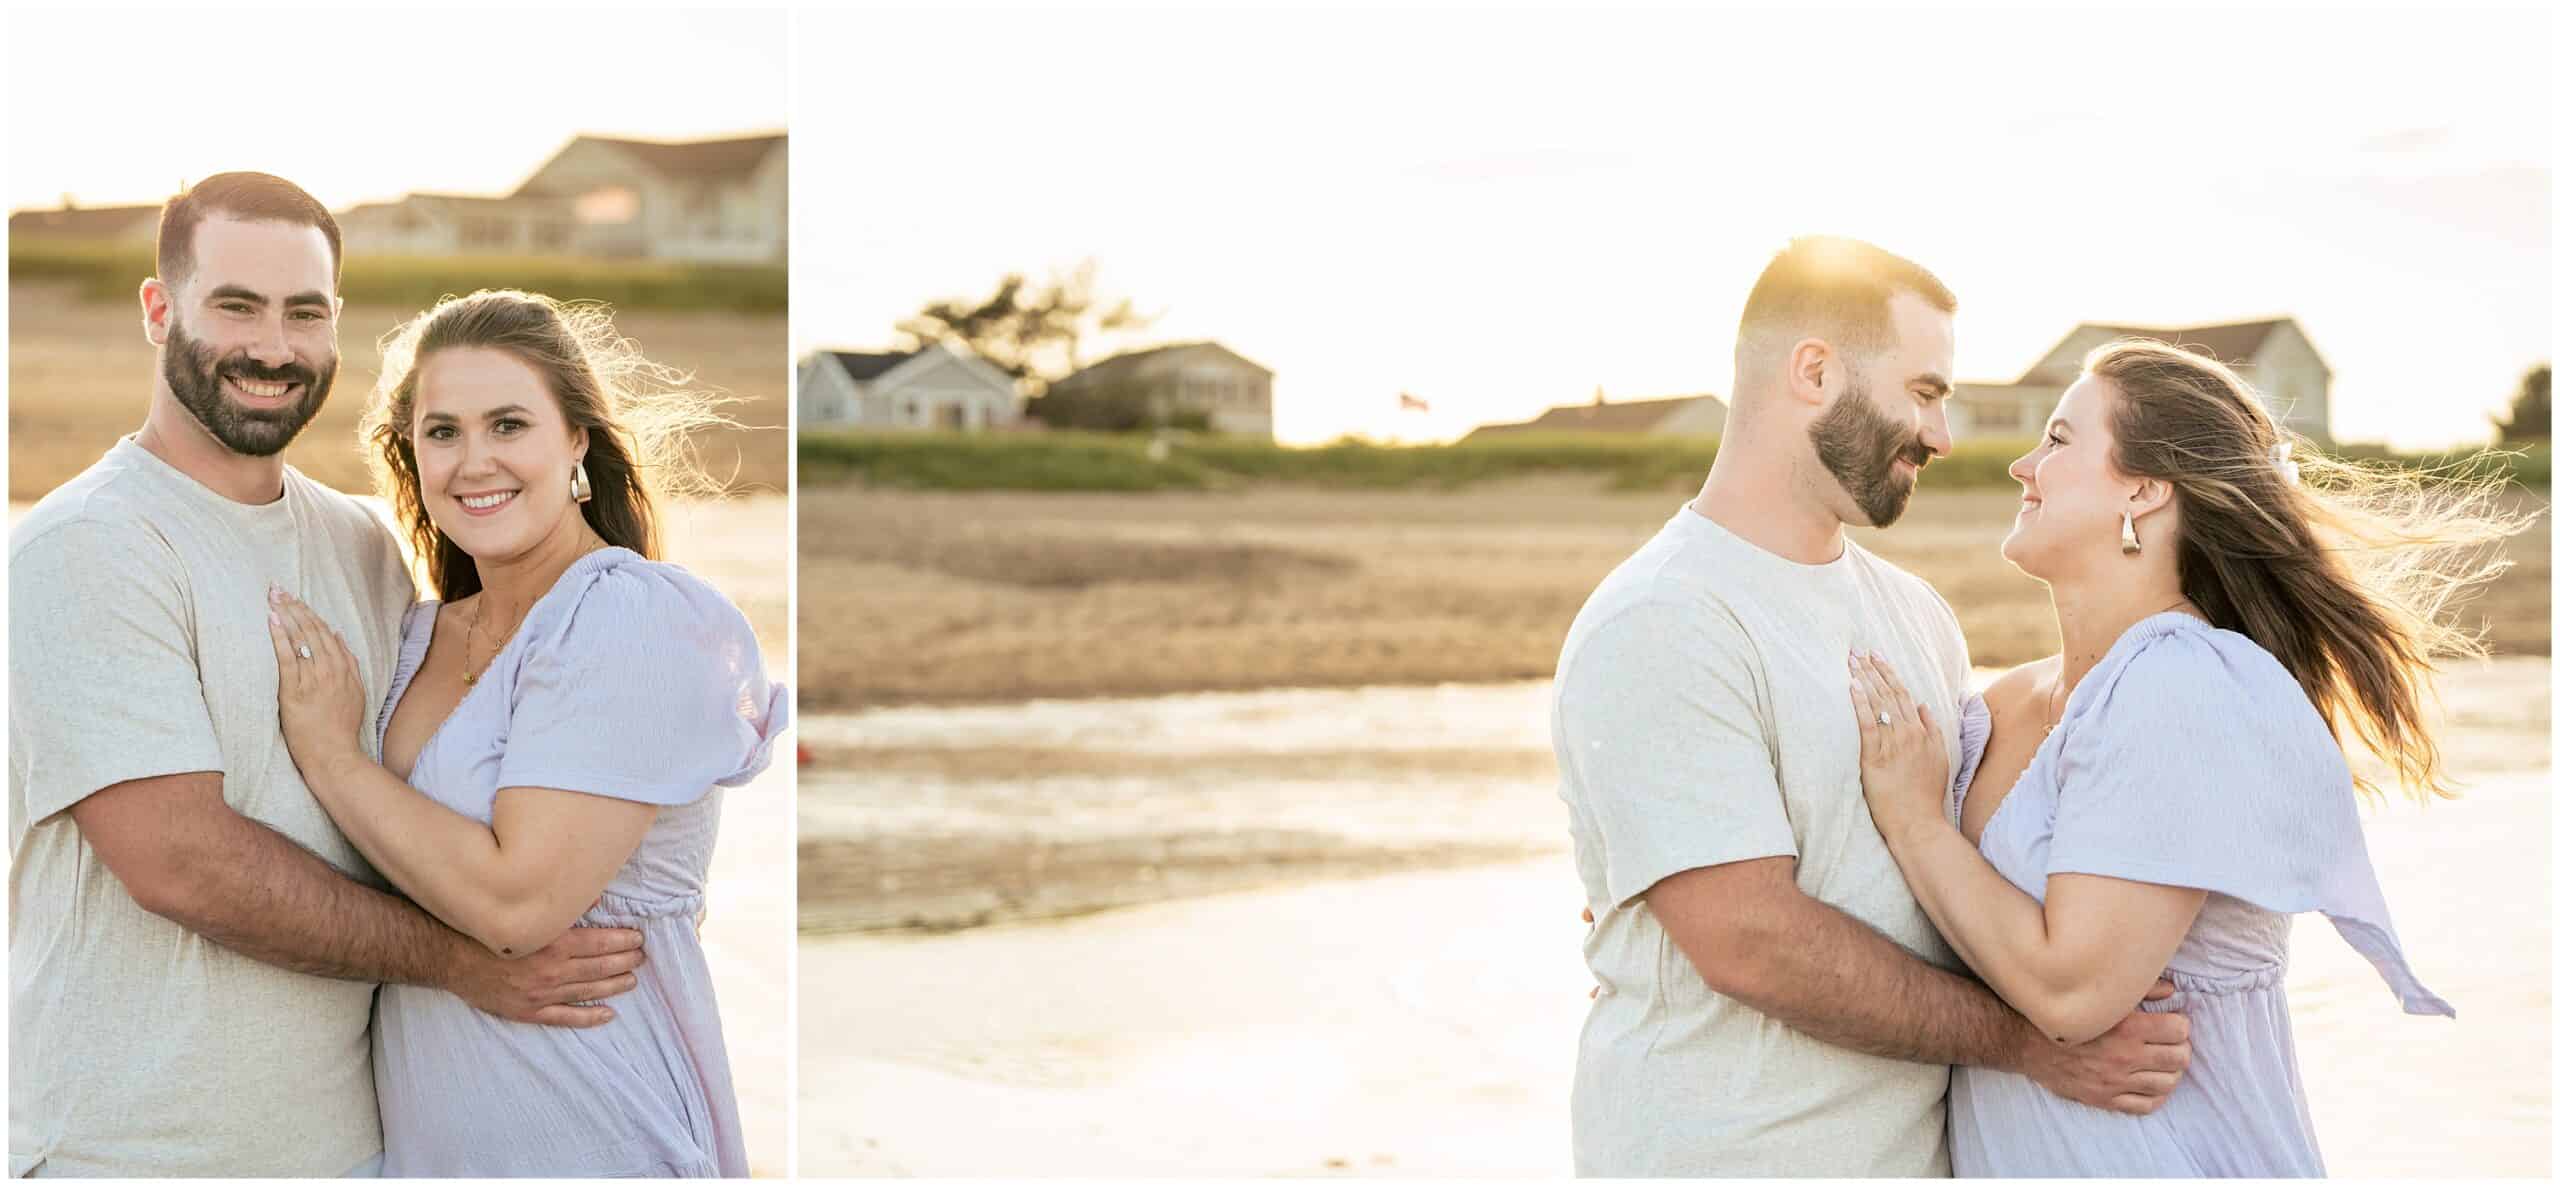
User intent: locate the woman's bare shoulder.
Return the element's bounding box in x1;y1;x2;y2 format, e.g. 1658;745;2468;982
1979;655;2062;719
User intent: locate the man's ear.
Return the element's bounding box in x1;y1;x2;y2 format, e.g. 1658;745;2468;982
1787;337;1836;408
140;278;174;347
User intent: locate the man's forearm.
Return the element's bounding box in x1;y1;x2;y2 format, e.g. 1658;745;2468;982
1700;889;2031;1071
158;810;463;988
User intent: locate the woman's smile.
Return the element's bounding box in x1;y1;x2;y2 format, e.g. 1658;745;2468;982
453;490;519;517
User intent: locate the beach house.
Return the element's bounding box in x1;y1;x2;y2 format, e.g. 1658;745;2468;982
1956;318;2333;442
1042;342;1276;438
798;342;1024;431
1464;391;1728;440
335;132;788;263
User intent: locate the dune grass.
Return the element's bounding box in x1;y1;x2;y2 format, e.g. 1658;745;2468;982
10;240;786;314
802;429;2547;495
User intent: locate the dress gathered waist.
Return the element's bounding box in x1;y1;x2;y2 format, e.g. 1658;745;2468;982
2155;964;2288;998
587;890;706;927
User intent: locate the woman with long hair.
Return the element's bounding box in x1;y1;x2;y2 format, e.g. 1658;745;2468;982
266;290;786;1177
1850;338;2528;1175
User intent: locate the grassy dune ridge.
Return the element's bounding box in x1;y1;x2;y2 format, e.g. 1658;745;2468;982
803;429;2550;494
11;241;785;314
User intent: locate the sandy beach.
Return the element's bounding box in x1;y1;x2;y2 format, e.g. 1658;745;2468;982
800;482;2549;709
799;658;2549;1176
5;282;788;502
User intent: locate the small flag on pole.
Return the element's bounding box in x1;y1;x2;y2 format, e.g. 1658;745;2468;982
1398;391;1430;413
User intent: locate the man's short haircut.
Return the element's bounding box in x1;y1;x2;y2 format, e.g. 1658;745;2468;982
1737;235;1955;362
156;172;343;290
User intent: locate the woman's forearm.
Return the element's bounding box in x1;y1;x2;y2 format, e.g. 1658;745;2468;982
306;752;535;955
1880;816;2090;1040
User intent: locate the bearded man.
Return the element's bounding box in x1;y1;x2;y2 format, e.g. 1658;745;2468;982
1552;236;2194;1176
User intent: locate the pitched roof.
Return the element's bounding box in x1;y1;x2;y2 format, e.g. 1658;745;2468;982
578;134;784;183
2028;318;2302;382
405;190;558;207
1055;341;1273;389
824;349;918;382
2086;318;2286;361
8;204;159;236
1470;394;1724;436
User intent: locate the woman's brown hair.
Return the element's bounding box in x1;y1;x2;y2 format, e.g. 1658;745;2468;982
365;290;735;600
2089;338;2533;800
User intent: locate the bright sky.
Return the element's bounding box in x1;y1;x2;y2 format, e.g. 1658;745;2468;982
795;6;2551;449
5;8;785;212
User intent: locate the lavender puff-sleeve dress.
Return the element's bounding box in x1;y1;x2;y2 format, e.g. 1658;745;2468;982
1944;612;2450;1178
368;548;789;1177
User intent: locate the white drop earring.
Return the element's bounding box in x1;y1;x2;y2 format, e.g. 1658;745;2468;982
571;460;593;504
2120;512;2141;555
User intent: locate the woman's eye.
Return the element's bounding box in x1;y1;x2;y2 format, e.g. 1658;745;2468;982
424;426;455;441
494;418;527;434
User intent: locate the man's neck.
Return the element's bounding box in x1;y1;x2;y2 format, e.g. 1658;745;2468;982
133;392;287;506
1689;430;1849;565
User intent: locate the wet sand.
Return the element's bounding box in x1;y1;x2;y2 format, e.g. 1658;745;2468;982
799;682;1557;933
799;659;2548;1176
664;498;793;1177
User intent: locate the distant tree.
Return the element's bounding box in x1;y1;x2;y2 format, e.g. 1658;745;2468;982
895;260;1155;396
2496;363;2551;444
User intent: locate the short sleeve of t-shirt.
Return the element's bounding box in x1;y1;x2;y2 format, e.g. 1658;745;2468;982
9;521;226;825
1560;597;1796;909
494;562;785;806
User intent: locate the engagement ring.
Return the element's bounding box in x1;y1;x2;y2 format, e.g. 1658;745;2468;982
296;644;312;661
1875;710;1891;727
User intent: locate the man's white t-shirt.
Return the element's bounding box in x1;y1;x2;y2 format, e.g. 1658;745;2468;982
1555;506;1973;1177
10;436;415;1176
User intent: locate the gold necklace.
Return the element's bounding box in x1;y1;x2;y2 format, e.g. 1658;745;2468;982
461;597;525;686
458;541;612;685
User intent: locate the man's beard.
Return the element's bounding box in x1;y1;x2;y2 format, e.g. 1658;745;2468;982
1809;369;1931;528
161;317;335;458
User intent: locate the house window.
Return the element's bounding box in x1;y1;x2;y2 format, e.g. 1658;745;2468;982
938;403;966;430
575;186;639;224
